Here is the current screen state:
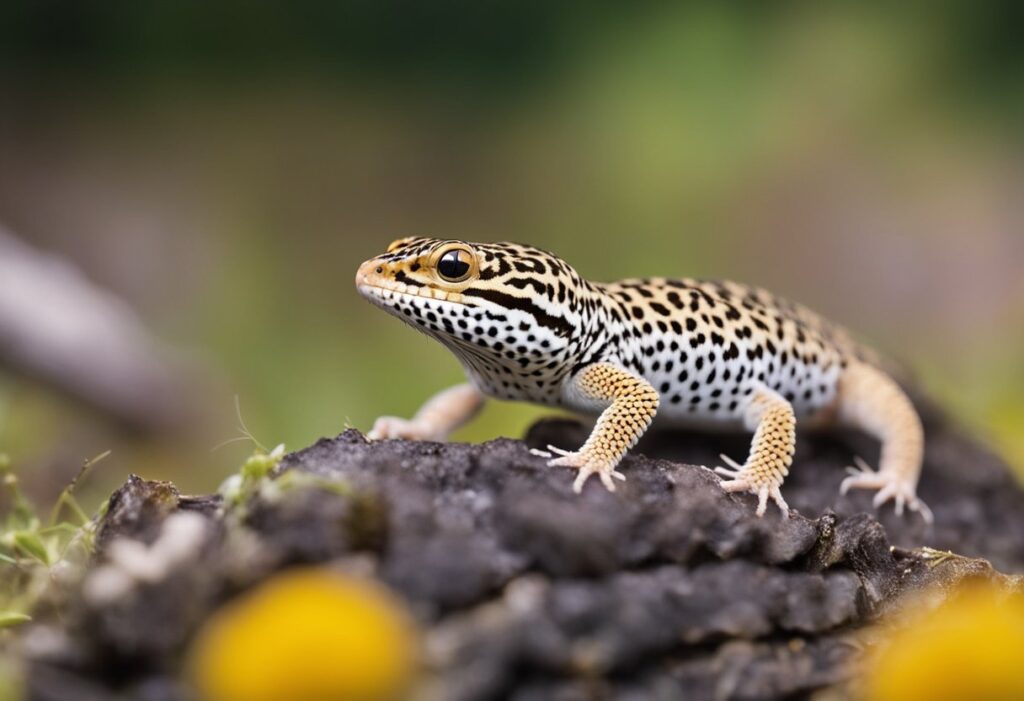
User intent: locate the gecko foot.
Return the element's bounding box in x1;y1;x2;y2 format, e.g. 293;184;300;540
367;416;438;441
714;453;790;518
542;445;625;493
840;456;933;524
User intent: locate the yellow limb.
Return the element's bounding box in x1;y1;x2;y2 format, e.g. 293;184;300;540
367;383;484;441
837;361;931;522
546;362;659;492
716;383;795;517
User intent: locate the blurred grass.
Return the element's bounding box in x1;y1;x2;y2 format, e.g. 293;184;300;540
0;2;1021;497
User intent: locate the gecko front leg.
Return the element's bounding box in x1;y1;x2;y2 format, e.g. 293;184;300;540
368;383;485;441
544;362;659;493
715;383;795;518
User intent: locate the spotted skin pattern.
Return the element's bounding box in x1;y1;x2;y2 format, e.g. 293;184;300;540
356;238;931;522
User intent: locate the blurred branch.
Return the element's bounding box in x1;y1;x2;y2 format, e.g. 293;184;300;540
0;225;201;434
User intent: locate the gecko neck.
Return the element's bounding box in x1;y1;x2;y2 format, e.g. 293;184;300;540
454;277;617;404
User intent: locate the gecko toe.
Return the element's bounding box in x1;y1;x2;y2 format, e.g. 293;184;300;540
840;473;885;495
753;486;789;518
714;454;746;480
909;498;935;525
714;466;744;479
842;465;931;523
547;448;622;494
572;467;599;493
756;489;769;516
720;473;789;518
718;478;751;493
771;487;790;518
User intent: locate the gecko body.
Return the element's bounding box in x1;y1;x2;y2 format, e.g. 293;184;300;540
356;238;930;521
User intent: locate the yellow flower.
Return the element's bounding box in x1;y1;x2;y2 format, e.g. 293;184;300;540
188;568;417;701
864;581;1024;701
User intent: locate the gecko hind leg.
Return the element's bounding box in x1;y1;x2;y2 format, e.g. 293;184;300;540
835;361;932;524
715;383;795;518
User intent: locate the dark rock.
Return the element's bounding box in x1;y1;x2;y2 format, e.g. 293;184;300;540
33;478;222;700
94;475;182;551
245;481;367;564
26;664;119;701
22;405;1024;701
526;400;1024;572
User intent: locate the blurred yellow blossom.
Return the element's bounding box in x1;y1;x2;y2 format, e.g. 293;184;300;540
863;581;1024;701
188;568;417;701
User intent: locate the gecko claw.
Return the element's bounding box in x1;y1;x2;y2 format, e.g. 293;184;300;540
569;463;624;493
840;455;876;490
716;454;790;518
367;416;439;441
713;453;746;479
545;449;624;493
840;456;933;524
571;464;617;493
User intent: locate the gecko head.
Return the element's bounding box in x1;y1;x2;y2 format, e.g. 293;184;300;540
356;237;585;374
356;237;482;306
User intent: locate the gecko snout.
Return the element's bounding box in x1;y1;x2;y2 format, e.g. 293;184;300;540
355;258;384;288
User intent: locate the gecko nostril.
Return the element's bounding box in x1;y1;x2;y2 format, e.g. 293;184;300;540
376;266;383;274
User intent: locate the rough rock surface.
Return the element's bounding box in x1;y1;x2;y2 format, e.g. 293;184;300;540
24;399;1024;701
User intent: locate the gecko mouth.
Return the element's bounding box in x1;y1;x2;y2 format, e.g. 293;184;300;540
356;278;468;306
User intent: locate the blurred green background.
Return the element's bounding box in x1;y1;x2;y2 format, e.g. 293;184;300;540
0;1;1021;507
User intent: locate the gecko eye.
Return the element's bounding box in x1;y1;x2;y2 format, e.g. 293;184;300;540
436;248;474;282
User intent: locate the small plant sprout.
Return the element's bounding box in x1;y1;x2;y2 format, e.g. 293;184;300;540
213;397;286;508
213;396;281;456
0;450;108;628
